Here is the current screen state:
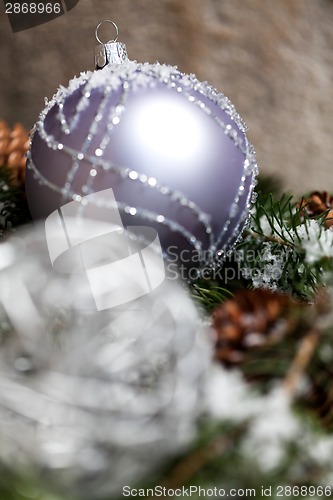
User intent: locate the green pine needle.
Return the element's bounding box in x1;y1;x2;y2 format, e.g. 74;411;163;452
191;282;234;312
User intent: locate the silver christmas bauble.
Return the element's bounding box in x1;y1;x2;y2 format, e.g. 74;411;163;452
26;23;258;280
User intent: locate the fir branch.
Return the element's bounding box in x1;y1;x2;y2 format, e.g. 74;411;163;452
160;434;231;491
283;329;320;397
155;423;246;493
249;230;294;248
231;189;333;300
0;165;31;236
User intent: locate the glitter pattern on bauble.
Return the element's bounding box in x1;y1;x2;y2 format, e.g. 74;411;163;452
0;224;211;499
26;55;258;278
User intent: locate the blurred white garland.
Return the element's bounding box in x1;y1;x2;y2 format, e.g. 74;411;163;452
0;223;212;499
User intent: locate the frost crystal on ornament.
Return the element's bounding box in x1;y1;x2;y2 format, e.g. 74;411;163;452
0;224;211;499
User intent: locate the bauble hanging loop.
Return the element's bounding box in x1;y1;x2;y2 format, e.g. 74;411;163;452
95;20;119;44
94;20;128;68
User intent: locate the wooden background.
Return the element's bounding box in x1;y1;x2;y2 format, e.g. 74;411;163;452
1;0;333;193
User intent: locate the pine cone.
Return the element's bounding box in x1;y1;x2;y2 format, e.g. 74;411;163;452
213;288;333;431
0;120;29;184
212;289;296;366
298;191;333;229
